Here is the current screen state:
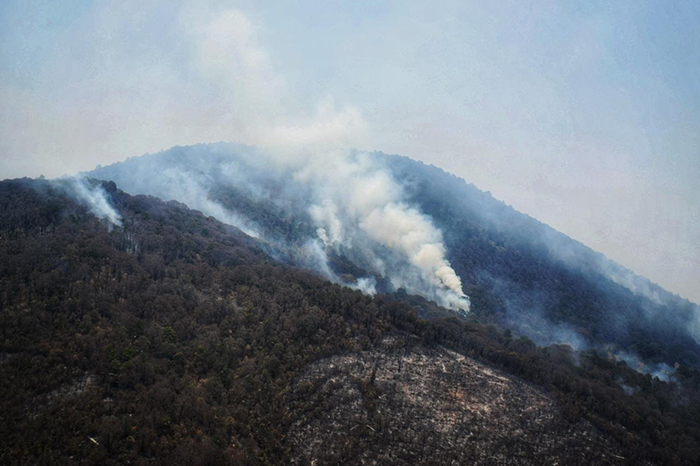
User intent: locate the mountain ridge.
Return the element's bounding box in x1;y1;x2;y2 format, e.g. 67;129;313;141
86;143;700;372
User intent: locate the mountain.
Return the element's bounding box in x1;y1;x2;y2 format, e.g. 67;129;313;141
89;143;700;372
387;154;700;367
0;144;700;465
1;149;699;464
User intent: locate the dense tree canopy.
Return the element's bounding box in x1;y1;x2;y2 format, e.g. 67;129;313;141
1;178;699;465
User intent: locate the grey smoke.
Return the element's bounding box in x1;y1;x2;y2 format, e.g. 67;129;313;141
616;378;640;396
65;177;122;228
192;8;468;310
297;237;377;296
482;271;588;351
539;225;700;345
299;238;336;280
82;7;470;311
350;277;378;296
611;350;676;382
294;149;469;310
89;145;470;310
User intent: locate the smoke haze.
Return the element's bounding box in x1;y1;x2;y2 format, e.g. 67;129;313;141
1;1;698;304
62;8;468;310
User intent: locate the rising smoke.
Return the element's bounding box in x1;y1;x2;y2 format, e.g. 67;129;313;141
65;177;122;228
291;149;469;309
611;350;676;382
85;8;470;310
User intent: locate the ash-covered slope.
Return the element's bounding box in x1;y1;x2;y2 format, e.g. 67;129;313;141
88;143;700;374
3;177;700;465
289;340;629;466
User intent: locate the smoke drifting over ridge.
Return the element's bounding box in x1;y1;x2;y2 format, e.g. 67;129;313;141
90;144;470;311
87;9;469;310
190;8;468;309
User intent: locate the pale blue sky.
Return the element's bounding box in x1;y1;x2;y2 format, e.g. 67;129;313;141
1;0;698;302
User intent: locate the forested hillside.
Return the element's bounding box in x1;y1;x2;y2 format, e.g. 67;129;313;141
387;155;700;368
89;144;700;374
2;178;700;465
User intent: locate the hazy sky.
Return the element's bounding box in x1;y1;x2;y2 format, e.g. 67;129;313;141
1;0;698;303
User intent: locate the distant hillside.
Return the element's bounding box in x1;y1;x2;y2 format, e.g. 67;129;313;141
3;177;700;464
88;143;700;372
386;154;700;367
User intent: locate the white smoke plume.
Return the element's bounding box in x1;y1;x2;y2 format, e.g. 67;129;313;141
297;238;377;296
299;238;336;280
66;177;123;228
199;9;470;309
292;150;469;309
141;167;261;238
181;8;470;309
611;350;676;382
350;277;378;296
85;7;469;310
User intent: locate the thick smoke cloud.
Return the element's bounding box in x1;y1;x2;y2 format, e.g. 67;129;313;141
291;150;469;309
87;9;470;310
188;9;469;309
200;7;470;309
91;144;470;310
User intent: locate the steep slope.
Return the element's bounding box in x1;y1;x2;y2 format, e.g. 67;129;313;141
88;144;700;373
387;154;700;368
289;341;626;466
2;178;700;465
